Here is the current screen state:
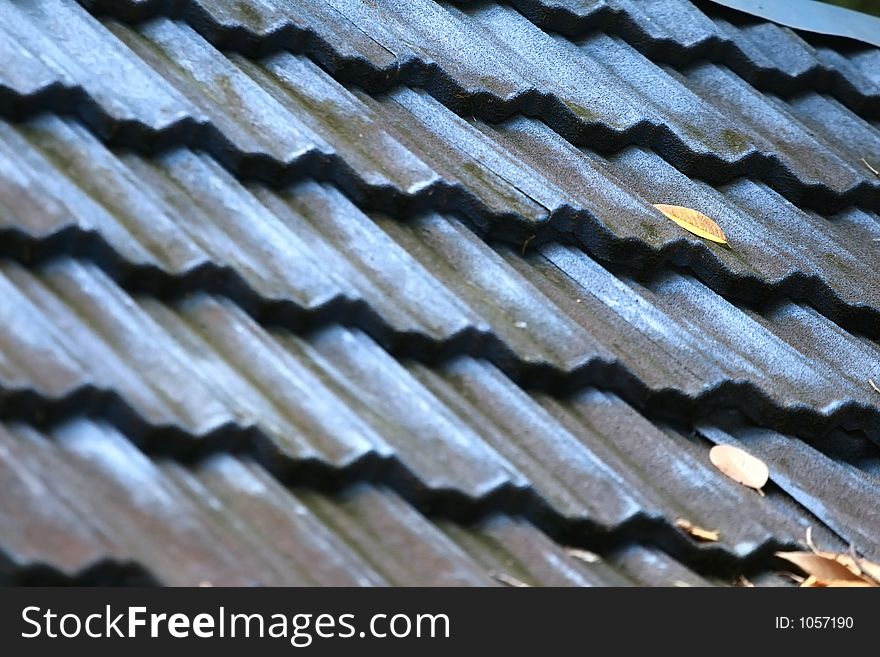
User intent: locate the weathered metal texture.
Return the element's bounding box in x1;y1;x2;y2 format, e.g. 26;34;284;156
0;419;717;586
0;0;877;585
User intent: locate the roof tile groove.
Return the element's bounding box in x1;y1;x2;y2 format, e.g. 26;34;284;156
0;417;858;584
0;257;877;558
2;224;880;439
77;0;880;118
2;101;879;340
1;418;736;586
1;0;878;586
3;2;878;215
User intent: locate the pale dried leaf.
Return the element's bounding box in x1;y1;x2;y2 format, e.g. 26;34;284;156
490;572;530;588
813;551;880;585
709;444;769;491
792;529;880;585
869;378;880;394
566;548;601;564
856;558;880;585
800;577;875;588
675;518;720;542
775;552;875;585
652;204;728;244
826;552;864;577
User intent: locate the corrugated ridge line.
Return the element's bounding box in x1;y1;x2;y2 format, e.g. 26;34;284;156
452;0;880;117
3;102;880;341
0;368;880;488
0;547;783;587
3;164;880;344
0;400;803;577
0;247;880;444
18;4;876;215
0;558;159;586
79;0;880;120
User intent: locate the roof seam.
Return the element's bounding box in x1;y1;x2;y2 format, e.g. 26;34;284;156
2;310;878;456
3;112;879;333
0;406;810;577
51;6;880;215
80;0;880;120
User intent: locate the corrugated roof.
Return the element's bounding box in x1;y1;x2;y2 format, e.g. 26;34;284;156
0;0;878;586
0;418;807;586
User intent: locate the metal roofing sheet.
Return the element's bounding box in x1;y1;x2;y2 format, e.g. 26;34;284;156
0;0;877;586
0;418;715;586
0;257;871;560
3;12;879;340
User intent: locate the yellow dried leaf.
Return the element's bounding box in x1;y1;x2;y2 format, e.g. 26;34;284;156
775;552;875;585
566;548;601;564
709;444;769;492
652;204;728;244
675;518;720;542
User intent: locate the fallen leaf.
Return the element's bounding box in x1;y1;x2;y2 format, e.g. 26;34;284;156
675;518;720;542
855;558;880;585
869;378;880;394
809;552;880;586
862;157;880;177
653;204;728;244
799;576;874;588
709;444;769;493
801;528;880;585
566;548;601;564
490;571;530;588
775;552;865;583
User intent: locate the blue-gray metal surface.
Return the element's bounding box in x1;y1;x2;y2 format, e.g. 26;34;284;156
0;0;878;585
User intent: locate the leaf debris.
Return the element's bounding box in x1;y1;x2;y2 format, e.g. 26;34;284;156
490;571;531;588
862;157;880;177
652;204;728;245
869;378;880;394
566;548;601;564
775;529;880;588
675;518;720;542
709;444;769;494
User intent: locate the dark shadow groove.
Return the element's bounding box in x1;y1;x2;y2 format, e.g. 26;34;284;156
2;114;880;342
74;0;880;121
3;0;872;220
0;395;807;582
2;225;880;442
455;0;880;118
0;559;160;586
